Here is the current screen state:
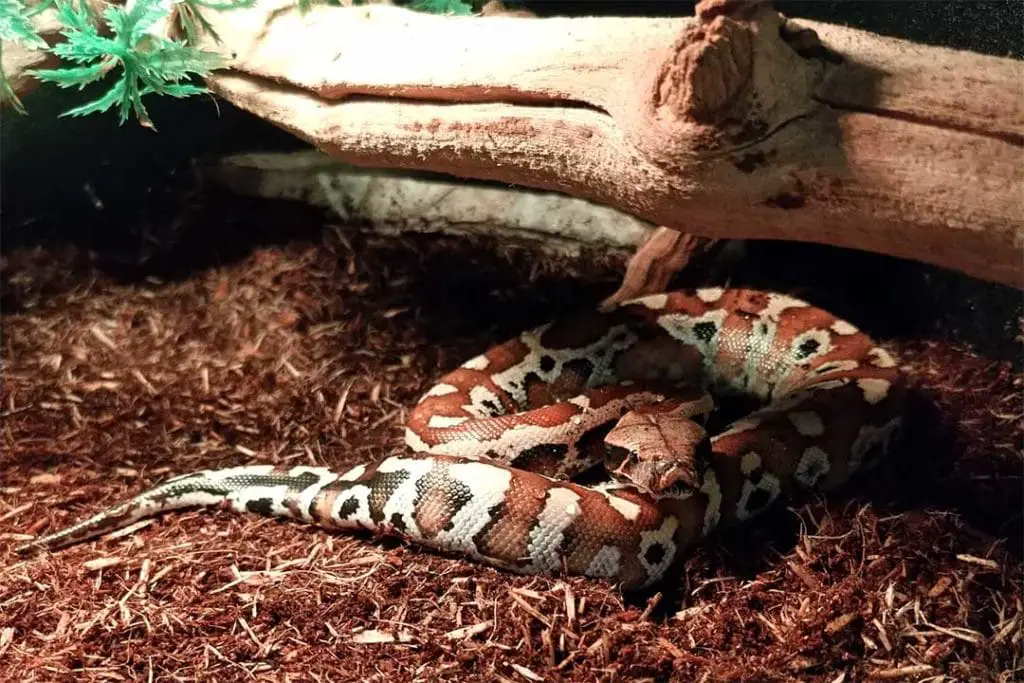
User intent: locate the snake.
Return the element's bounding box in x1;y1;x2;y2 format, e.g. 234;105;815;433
16;288;906;590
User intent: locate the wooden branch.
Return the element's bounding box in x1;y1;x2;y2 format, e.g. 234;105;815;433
193;0;1021;288
194;0;1021;288
197;149;658;256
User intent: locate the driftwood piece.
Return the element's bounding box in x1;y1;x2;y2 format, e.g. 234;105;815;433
197;149;658;256
192;0;1022;288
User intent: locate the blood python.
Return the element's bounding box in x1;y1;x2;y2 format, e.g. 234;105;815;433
17;288;905;589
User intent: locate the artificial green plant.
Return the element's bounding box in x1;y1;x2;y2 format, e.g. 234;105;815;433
0;0;484;126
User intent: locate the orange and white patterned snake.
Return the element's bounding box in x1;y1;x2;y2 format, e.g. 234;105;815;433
17;288;906;589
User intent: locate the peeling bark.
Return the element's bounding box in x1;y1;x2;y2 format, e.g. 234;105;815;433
190;0;1021;288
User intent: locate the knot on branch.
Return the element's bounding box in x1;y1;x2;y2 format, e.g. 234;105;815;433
655;15;753;124
624;1;829;174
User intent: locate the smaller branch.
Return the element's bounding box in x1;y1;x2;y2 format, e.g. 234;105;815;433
196;148;658;256
599;229;717;311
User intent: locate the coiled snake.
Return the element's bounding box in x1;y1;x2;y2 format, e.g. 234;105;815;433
17;288;906;589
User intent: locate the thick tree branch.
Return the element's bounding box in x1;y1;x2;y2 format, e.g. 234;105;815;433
195;0;1021;288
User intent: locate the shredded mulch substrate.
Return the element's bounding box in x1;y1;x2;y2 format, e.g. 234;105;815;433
2;187;1021;683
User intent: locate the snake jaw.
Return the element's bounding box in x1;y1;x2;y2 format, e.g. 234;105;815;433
609;456;694;494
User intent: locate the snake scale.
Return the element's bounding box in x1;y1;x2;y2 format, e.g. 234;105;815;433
17;288;906;589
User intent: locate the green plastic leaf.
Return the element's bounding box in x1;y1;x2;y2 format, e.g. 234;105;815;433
52;0;96;35
0;57;27;114
189;0;257;12
0;0;48;48
407;0;475;15
46;0;111;62
50;30;118;63
146;40;223;76
119;0;170;46
172;0;257;45
31;59;111;87
144;81;208;98
25;0;56;16
25;0;225;126
60;74;125;117
175;2;218;45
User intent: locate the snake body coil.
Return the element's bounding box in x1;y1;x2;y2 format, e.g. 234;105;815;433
18;288;906;589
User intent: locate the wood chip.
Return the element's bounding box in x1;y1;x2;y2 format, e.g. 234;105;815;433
443;620;492;640
640;592;662;620
787;560;822;590
921;622;983;644
674;604;710;621
562;584;576;631
825;611;860;635
132;369;157;394
509;590;552;628
333;379;355;425
956;554;999;570
658;636;686;659
83;557;123;572
89;325;118;351
0;503;32;524
350;629;414;644
927;576;952;598
871;664;936;679
0;628;14;658
993;613;1019;644
508;662;544;682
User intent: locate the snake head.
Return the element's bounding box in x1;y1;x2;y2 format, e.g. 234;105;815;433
604;410;711;493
